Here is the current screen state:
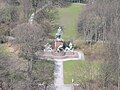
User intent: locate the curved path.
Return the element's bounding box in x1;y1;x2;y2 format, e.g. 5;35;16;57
29;3;49;24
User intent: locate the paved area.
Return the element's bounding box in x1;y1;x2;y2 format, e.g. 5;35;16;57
54;61;74;90
39;51;85;61
54;51;85;61
54;61;64;90
54;51;84;90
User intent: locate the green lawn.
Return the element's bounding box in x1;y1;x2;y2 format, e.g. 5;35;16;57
54;3;85;40
64;60;101;84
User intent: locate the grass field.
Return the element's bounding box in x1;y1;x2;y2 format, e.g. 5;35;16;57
64;60;101;84
54;3;85;40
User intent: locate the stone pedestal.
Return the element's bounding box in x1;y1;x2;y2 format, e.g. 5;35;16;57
55;39;63;49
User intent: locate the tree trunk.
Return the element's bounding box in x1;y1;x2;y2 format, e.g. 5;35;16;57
27;58;33;90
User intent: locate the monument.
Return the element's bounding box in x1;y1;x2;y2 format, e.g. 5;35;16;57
36;26;80;60
56;27;62;39
35;26;84;90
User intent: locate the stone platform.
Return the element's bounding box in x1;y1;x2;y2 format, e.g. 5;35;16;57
36;51;84;61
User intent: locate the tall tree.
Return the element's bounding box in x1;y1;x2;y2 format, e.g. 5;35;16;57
11;23;51;90
78;0;120;89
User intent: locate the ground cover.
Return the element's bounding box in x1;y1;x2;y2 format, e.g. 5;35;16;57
0;44;15;56
53;3;85;40
64;60;101;84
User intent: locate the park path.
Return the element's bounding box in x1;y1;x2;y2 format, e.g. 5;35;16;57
29;3;49;24
54;51;84;90
54;61;65;90
29;4;85;90
54;61;74;90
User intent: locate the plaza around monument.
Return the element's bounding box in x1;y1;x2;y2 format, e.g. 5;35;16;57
35;26;84;90
36;27;84;61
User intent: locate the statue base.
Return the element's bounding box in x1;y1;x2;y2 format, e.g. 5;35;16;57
36;50;80;60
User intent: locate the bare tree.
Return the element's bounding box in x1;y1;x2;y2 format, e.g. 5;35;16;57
77;0;120;89
11;22;51;90
0;51;10;90
32;60;54;90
